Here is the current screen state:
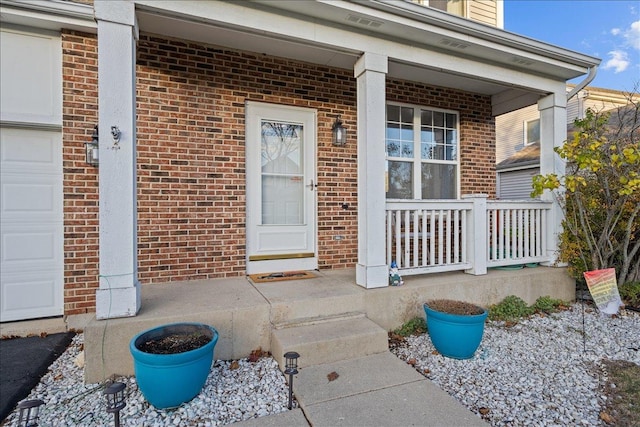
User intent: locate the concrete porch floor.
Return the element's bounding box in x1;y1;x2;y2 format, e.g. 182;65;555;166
82;266;574;383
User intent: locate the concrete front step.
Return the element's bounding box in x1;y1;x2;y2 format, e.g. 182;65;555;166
271;316;388;370
272;311;365;330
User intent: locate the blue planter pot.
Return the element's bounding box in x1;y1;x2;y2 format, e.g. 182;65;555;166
423;303;487;359
130;323;219;409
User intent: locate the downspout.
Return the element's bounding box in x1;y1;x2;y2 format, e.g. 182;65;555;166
566;65;598;100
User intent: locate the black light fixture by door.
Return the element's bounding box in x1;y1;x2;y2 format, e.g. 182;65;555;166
85;125;99;166
331;115;346;146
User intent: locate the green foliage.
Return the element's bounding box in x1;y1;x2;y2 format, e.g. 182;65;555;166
488;296;532;321
393;317;427;337
489;295;567;322
619;282;640;307
531;101;640;286
531;296;564;313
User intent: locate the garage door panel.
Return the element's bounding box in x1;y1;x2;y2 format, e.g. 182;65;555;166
0;128;62;174
1;176;62;223
0;29;62;125
0;272;62;322
1;226;61;268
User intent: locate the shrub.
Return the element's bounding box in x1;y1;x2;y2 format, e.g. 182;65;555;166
393;317;427;337
488;296;532;321
532;296;564;313
619;282;640;307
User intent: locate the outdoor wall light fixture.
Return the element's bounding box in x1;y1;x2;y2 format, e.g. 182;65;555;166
283;351;300;410
85;125;99;167
110;126;121;144
331;115;347;146
16;399;45;427
104;381;127;427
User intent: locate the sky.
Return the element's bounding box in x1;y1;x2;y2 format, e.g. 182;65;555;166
504;0;640;93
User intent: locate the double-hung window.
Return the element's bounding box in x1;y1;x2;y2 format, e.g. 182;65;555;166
386;103;459;199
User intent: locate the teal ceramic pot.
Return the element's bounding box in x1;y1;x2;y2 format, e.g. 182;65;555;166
130;323;218;409
423;303;487;359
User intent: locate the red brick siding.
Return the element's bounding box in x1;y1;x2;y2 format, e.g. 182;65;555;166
62;31;99;315
61;31;495;315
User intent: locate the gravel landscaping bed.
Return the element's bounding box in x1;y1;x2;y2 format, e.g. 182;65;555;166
2;334;292;426
391;304;640;426
3;303;639;426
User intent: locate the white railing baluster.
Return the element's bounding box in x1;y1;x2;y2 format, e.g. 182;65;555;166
429;210;435;266
461;210;467;263
385;199;552;276
394;210;401;267
453;209;460;264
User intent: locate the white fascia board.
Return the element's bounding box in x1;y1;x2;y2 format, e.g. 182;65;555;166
354;0;599;69
133;0;581;93
497;163;540;173
0;0;96;33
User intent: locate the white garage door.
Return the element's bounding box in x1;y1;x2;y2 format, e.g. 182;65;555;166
1;27;63;322
0;128;64;321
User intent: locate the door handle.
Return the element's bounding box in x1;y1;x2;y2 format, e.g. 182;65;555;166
307;179;318;191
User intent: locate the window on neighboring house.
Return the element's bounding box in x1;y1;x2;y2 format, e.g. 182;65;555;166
386;104;459;199
525;119;540;145
410;0;465;17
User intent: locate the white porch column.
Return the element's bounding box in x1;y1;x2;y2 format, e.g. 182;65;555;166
463;194;488;275
355;52;388;288
95;0;141;319
538;91;567;266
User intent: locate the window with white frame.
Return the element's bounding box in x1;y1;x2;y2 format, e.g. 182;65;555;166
525;119;540;145
386;104;459;199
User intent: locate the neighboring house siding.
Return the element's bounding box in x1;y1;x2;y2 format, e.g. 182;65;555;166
409;0;498;26
61;32;497;315
495;104;537;163
497;168;539;199
468;0;498;26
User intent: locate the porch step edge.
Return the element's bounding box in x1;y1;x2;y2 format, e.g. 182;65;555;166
272;311;365;330
271;316;388;369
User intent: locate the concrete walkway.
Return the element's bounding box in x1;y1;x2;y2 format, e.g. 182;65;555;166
235;352;488;427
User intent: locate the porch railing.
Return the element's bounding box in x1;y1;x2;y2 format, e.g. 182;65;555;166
386;196;553;276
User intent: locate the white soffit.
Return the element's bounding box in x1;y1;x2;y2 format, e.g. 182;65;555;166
134;0;599;97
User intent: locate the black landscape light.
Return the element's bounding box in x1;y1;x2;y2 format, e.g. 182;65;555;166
104;381;126;427
284;351;300;410
16;399;45;427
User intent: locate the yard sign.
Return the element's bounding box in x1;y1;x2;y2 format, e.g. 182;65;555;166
583;268;623;315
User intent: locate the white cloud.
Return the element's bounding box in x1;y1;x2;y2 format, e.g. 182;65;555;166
611;28;621;36
603;50;630;73
625;20;640;50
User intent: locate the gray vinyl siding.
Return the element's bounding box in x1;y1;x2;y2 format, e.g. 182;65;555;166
497;168;540;199
495;105;538;163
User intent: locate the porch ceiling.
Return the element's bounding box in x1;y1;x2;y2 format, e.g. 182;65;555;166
134;0;600;112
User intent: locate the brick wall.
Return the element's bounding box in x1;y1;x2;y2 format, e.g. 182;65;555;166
62;31;99;315
61;31;495;315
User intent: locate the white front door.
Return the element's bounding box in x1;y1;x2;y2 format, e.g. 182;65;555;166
246;102;317;274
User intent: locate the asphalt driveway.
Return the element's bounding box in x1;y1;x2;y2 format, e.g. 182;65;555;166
0;332;74;422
